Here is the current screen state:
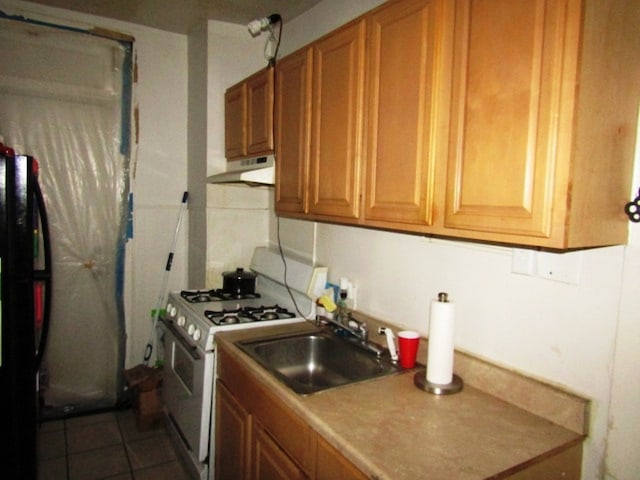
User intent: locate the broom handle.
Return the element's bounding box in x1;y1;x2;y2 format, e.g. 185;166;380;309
143;191;189;363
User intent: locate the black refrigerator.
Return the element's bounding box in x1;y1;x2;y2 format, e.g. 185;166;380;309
0;143;52;479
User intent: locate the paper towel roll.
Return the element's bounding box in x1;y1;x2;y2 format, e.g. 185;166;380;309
426;294;455;384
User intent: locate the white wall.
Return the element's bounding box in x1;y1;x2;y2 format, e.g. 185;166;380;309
204;21;274;288
606;139;640;479
0;0;191;367
127;25;188;366
271;1;640;479
187;20;208;287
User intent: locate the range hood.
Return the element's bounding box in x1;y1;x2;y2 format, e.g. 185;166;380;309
207;155;275;186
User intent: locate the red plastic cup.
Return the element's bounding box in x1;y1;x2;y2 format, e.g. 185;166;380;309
397;330;420;368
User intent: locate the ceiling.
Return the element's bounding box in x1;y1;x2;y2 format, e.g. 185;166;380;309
26;0;323;34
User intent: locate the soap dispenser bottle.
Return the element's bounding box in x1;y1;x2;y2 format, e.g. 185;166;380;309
336;277;349;323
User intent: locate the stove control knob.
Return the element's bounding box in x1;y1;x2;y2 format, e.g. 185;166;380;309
177;315;186;327
187;323;195;336
192;328;201;341
168;305;177;318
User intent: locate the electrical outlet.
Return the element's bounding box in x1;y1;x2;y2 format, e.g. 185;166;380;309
537;251;582;284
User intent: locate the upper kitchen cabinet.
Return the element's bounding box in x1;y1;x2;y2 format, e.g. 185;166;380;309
441;0;639;248
224;67;274;159
362;0;450;228
224;81;246;158
274;48;313;214
307;19;366;220
272;0;639;249
276;0;445;224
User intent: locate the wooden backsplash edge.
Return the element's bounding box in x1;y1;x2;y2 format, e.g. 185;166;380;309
451;349;590;436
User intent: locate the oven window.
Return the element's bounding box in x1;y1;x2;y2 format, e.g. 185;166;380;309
172;342;194;393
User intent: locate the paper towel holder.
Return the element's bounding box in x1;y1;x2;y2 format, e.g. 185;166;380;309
413;370;463;395
416;290;463;394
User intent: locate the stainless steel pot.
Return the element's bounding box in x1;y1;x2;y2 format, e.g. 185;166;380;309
222;268;256;295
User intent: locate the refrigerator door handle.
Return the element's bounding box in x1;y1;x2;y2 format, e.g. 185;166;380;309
33;179;52;370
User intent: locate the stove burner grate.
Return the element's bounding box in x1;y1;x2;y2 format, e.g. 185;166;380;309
204;305;296;325
180;289;261;303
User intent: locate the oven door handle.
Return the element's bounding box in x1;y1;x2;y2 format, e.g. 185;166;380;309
160;317;201;360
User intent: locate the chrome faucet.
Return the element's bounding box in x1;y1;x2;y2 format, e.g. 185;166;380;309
330;311;365;339
345;313;368;341
323;312;385;357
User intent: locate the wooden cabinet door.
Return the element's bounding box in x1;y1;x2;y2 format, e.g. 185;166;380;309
308;19;366;219
215;381;250;480
315;436;367;480
251;419;308;480
444;0;573;238
363;0;446;227
275;48;313;214
225;82;247;159
247;68;274;155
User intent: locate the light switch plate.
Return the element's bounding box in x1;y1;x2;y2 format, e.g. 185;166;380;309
307;267;328;298
511;248;537;276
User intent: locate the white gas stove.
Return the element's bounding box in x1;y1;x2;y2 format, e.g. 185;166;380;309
159;246;327;480
163;282;314;352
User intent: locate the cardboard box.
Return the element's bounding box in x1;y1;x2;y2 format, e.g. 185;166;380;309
124;364;164;431
123;364;162;391
135;388;164;431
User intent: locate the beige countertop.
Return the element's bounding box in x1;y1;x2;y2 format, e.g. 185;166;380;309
216;321;587;480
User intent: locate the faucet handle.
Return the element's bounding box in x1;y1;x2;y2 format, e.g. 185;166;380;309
345;313;369;341
356;321;369;341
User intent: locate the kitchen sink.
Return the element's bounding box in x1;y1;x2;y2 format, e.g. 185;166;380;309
236;330;401;395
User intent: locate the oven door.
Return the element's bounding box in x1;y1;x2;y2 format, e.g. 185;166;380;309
159;317;214;463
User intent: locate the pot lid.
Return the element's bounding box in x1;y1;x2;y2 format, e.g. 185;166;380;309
223;267;256;279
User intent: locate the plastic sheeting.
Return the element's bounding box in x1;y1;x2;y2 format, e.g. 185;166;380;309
0;17;131;416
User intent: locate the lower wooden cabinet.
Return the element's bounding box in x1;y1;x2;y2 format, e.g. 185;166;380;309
315;436;368;480
215;347;367;480
214;382;250;480
252;419;307;480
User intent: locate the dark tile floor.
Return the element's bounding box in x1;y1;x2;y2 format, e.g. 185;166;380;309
38;409;192;480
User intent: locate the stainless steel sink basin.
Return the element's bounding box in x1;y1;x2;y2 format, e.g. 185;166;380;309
236;330;401;395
